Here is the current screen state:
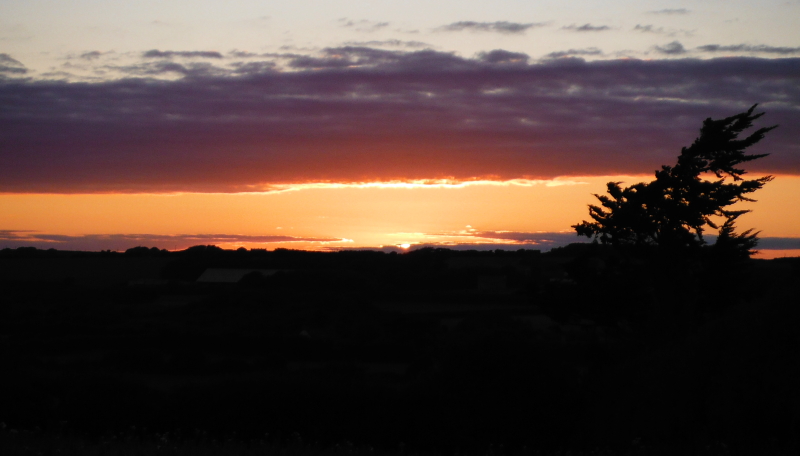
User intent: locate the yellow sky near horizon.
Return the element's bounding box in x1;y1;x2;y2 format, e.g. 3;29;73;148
2;175;798;256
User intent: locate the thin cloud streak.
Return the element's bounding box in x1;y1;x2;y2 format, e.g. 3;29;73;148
0;229;587;252
0;230;345;252
562;24;611;32
545;48;602;59
633;25;693;37
698;44;800;55
351;234;800;254
343;40;430;48
253;178;588;194
755;237;800;250
437;21;547;34
80;51;104;60
648;9;691;15
143;50;224;59
3;229;799;254
339;19;390;32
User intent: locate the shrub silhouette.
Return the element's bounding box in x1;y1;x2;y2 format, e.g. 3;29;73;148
574;104;776;258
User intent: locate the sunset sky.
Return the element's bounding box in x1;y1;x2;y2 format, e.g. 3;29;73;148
1;0;799;256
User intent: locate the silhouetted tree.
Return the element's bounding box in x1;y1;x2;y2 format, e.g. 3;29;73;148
574;105;776;258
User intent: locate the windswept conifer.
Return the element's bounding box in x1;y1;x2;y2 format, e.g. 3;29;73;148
574;104;775;258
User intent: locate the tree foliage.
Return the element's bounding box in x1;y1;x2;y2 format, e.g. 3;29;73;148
573;105;776;258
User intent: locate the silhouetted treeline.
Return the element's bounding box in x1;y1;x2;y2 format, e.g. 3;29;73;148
1;244;799;455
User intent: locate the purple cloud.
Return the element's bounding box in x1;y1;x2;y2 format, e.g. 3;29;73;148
143;50;224;59
1;50;798;193
698;44;800;55
438;21;546;34
343;40;430;49
754;237;800;250
654;41;687;55
0;53;27;75
478;49;530;64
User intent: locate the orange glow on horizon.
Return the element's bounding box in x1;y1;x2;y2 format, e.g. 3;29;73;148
1;175;799;253
754;249;800;260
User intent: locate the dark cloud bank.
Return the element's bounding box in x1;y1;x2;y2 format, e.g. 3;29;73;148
1;48;799;193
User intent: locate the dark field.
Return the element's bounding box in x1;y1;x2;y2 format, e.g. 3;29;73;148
1;245;798;455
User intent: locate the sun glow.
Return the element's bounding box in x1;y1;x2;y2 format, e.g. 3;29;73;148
247;177;589;194
1;175;799;255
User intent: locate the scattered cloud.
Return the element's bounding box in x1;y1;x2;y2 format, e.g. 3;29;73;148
634;24;662;34
1;50;798;193
633;25;694;38
654;41;687;55
343;39;430;48
698;44;800;55
437;21;547;34
277;45;317;52
648;9;690;15
229;60;277;75
562;24;611;32
545;47;602;59
338;18;390;32
648;41;800;56
143;50;224;59
0;53;27;75
104;60;231;78
80;51;103;60
477;49;529;65
0;54;24;65
286;46;403;69
229;50;262;58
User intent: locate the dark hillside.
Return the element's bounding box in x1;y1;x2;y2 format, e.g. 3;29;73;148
1;246;798;455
